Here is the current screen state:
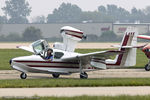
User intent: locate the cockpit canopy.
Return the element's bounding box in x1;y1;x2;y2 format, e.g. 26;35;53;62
31;39;50;55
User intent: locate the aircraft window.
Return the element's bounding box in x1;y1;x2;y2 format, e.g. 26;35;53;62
145;49;149;52
54;52;64;59
33;43;45;54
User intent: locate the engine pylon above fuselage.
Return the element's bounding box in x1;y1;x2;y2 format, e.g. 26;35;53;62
54;26;86;52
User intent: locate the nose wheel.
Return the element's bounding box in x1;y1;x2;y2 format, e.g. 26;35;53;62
20;72;27;79
80;72;88;79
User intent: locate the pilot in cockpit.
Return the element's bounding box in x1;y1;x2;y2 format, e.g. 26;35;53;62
45;48;53;61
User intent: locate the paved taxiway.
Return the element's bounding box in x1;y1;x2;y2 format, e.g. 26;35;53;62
1;69;150;97
0;69;149;79
0;43;146;49
1;86;150;97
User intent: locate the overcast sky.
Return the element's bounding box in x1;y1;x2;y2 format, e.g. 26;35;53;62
0;0;150;19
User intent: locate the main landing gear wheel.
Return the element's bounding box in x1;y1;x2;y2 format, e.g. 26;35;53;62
145;64;150;71
20;72;27;79
80;72;88;79
52;73;60;78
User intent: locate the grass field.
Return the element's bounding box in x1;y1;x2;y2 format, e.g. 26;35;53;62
0;49;147;70
1;78;150;88
0;49;32;70
1;95;150;100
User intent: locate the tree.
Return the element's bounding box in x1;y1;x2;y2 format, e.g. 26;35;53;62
106;4;130;22
80;11;113;22
143;6;150;22
86;34;99;42
99;31;118;42
5;33;22;41
47;3;82;23
2;0;31;24
128;7;146;23
97;4;130;23
32;15;46;24
22;26;43;41
0;16;7;24
144;6;150;15
98;6;106;14
129;7;138;23
107;4;118;16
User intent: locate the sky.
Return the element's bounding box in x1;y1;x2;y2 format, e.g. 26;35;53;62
0;0;150;20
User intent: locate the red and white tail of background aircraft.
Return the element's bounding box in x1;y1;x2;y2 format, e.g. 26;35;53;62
10;26;138;79
137;35;150;71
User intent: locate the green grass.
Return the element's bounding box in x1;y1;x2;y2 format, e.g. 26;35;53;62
1;78;150;88
0;48;147;70
0;49;31;70
1;95;150;100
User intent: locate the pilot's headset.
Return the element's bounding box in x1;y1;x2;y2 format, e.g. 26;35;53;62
48;48;53;55
44;48;53;58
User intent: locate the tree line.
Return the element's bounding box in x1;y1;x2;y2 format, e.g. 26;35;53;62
0;26;43;41
0;25;149;42
1;0;150;24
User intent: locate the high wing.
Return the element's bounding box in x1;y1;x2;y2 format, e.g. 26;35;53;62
111;45;146;48
138;35;150;40
17;46;34;53
62;50;123;61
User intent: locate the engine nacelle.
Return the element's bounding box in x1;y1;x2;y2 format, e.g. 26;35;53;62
58;26;85;52
60;26;84;41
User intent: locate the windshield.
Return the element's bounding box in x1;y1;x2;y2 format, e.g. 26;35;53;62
33;42;45;54
32;39;49;54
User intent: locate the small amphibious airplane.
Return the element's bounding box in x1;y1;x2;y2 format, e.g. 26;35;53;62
137;35;150;71
10;26;138;79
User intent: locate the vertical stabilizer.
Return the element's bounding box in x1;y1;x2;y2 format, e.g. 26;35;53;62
117;27;138;67
106;27;138;67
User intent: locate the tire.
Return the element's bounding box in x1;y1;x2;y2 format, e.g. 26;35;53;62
20;72;27;79
52;73;60;78
145;64;150;71
80;72;88;79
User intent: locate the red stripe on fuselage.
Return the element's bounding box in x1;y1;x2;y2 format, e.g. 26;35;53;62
14;60;79;64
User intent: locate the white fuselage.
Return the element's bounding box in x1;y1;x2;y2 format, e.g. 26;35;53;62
10;48;126;75
10;49;95;75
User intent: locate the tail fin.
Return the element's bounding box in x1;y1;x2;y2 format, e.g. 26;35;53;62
114;27;138;67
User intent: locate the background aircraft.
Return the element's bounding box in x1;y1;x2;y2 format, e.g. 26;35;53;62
10;26;138;79
137;35;150;71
